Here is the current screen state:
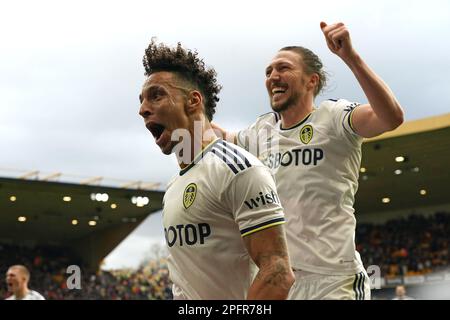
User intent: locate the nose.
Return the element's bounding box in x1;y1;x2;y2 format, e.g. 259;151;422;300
139;101;153;119
266;73;280;92
267;69;281;83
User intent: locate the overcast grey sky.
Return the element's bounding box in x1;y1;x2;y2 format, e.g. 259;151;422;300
1;0;449;269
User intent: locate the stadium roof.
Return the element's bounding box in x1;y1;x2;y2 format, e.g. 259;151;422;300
355;113;450;214
0;176;164;269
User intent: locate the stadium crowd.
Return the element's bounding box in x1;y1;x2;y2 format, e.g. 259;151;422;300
356;212;450;277
0;244;172;300
1;211;449;299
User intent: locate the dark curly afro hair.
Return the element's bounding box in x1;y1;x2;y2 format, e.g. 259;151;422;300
143;39;222;121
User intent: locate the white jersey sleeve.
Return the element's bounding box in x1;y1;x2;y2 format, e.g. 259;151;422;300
223;164;285;237
321;99;363;144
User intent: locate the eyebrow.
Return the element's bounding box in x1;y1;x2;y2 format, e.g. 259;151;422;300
271;60;293;67
270;60;295;73
139;83;158;103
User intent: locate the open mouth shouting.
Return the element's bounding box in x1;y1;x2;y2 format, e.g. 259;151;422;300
147;122;165;141
7;281;15;291
145;121;174;154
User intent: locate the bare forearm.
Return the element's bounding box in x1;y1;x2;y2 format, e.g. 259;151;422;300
344;53;404;128
210;122;237;144
247;258;294;300
244;225;294;299
320;22;404;136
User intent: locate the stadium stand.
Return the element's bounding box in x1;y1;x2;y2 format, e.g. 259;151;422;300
357;212;450;277
0;243;172;300
0;172;168;299
1;211;449;299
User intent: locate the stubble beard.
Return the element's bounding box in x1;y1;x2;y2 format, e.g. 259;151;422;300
270;92;300;113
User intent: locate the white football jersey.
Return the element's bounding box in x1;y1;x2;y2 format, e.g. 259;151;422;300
163;139;285;299
237;99;366;275
6;290;45;300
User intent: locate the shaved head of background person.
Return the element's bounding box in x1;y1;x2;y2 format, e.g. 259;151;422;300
5;265;45;300
392;285;415;300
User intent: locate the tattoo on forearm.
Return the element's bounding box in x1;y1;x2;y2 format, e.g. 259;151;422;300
254;231;291;289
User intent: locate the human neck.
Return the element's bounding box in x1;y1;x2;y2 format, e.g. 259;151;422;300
15;287;29;300
280;96;314;129
177;120;218;169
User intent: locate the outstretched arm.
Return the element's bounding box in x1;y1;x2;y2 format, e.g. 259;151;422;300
320;21;404;138
244;225;295;300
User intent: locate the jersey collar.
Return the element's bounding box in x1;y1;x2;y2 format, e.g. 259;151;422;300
280;110;314;131
179;138;221;176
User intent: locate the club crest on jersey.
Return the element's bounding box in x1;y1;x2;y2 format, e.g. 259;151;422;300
300;125;313;144
183;183;197;209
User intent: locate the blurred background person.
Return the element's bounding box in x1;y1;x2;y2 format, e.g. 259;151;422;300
5;265;45;300
392;285;414;300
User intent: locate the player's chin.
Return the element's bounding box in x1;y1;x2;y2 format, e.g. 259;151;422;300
160;146;172;155
271;101;287;113
160;142;176;155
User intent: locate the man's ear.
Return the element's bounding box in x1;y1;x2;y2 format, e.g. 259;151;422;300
306;73;319;92
186;90;203;115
